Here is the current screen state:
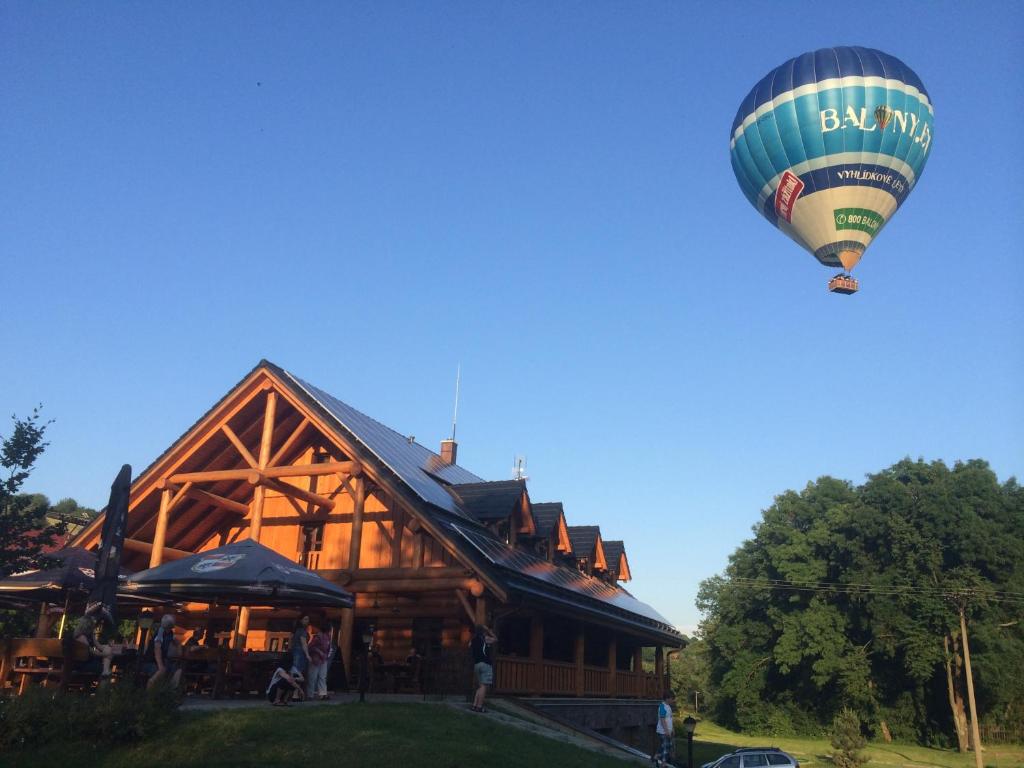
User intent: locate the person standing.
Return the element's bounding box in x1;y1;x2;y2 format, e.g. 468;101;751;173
470;624;497;713
147;614;182;689
290;615;311;681
306;622;332;700
654;690;676;767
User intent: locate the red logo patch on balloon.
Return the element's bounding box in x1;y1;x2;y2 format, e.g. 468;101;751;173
774;171;804;223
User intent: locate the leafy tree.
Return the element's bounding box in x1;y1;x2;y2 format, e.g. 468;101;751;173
698;458;1024;746
1;408;65;578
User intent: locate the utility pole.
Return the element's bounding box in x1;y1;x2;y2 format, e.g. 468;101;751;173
694;690;700;714
959;604;984;768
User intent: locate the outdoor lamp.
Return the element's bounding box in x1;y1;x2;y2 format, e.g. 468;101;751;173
682;716;698;768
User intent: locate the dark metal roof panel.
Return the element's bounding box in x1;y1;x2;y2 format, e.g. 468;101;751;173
449;523;679;637
282;371;484;518
447;481;525;521
567;526;601;557
531;503;564;537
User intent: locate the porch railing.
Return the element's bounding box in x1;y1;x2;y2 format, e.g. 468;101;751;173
494;655;660;698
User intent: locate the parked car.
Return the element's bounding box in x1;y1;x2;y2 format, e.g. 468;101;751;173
702;747;799;768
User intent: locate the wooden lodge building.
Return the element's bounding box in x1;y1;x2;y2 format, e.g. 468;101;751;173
75;361;683;710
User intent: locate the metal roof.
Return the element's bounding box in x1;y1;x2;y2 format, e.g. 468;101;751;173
282;370;484;519
450;522;680;642
567;526;601;558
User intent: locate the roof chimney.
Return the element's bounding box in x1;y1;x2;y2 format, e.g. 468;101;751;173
440;439;458;465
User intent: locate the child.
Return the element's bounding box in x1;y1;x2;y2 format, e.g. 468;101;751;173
267;666;305;706
654;690;676;767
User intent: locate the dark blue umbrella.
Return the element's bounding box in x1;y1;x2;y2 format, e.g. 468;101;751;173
122;539;354;608
0;547;99;605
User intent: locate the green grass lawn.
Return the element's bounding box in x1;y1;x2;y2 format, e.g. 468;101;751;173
685;716;1024;768
0;702;632;768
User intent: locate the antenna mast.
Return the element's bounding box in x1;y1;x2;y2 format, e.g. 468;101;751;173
451;364;461;442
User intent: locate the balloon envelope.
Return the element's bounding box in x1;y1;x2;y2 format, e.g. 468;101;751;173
730;47;934;271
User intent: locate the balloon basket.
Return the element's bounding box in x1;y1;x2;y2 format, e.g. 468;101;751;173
828;273;859;295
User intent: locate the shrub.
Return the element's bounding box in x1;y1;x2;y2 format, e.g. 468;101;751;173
0;682;180;750
831;707;868;768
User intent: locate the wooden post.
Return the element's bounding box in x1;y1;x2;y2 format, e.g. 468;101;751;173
655;646;665;693
529;614;544;693
391;506;404;568
339;606;354;687
347;475;366;569
412;532;424;569
960;607;985;768
248;390;278;543
634;646;644;697
475;595;488;627
608;637;617;697
150;488;172;567
237;390;277;650
574;626;585;697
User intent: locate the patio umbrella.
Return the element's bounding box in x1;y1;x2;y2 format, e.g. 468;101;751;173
0;547;104;605
121;539;354;608
0;547;161;609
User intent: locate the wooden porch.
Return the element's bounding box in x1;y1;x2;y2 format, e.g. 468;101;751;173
494;656;662;698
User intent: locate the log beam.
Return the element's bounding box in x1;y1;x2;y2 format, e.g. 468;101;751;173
182;485;249;516
263;461;356;480
455;589;476;624
167;468;261;485
346;577;485;595
221;424;258;469
321;566;471;584
265;477;335;511
347;475;366;569
126;537;192;561
268;417;310;468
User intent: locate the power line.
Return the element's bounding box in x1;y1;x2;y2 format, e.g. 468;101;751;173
721;577;1024;604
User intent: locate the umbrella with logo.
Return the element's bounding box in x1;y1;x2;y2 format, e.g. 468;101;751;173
121;539;354;608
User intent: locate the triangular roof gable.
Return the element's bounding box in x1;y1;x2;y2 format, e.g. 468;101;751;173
532;502;572;554
566;525;607;571
602;540;631;581
446;481;536;535
74;362;507;599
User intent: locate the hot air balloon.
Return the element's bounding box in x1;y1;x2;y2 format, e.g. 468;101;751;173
729;47;934;294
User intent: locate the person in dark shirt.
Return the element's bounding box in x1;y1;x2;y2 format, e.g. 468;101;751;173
470;624;497;713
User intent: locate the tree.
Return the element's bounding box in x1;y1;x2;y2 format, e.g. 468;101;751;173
0;408;65;577
697;458;1024;746
831;707;868;768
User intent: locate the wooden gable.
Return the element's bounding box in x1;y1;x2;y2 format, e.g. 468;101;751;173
74;364;500;598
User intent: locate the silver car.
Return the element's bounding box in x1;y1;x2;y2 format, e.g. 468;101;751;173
702;748;800;768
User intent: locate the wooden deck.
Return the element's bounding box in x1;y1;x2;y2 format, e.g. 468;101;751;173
493;655;661;698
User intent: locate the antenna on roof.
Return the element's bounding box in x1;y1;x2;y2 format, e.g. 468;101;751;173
451;363;461;442
512;455;528;481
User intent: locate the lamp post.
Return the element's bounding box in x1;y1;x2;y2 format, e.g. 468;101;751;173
682;715;697;768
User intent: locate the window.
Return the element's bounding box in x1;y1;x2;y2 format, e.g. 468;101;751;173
767;755;792;766
744;755;769;768
299;522;325;569
720;757;741;768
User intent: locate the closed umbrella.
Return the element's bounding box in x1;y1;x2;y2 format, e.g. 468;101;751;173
122;539;354;608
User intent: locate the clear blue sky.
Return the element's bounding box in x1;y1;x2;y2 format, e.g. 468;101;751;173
3;2;1021;634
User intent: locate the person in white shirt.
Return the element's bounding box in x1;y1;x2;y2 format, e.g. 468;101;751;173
654;690;677;767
